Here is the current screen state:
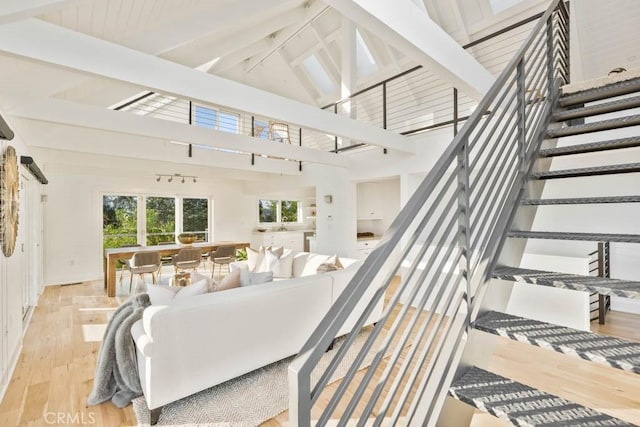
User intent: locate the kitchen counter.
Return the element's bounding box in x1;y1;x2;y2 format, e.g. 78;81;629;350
357;235;382;241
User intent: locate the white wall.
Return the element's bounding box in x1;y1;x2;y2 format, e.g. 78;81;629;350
524;103;640;316
0;123;45;403
33;148;255;285
356;177;401;236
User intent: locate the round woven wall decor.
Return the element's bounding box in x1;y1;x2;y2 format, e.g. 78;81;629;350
1;145;19;256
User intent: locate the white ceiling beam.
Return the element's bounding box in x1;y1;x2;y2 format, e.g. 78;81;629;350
244;1;331;73
10;98;349;168
0;19;414;154
166;7;307;69
208;39;273;74
324;0;495;100
128;0;304;56
22;121;302;176
0;0;89;25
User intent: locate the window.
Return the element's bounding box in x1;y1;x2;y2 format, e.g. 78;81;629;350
101;194;211;249
490;0;526;14
103;195;138;249
254;120;269;139
258;199;300;223
183;198;209;241
302;54;336;96
194;105;239;134
356;30;378;76
219;111;239;133
146;197;176;246
194;105;216;129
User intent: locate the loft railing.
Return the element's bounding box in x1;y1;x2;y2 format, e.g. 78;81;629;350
110;8;545;155
589;242;611;324
288;0;569;425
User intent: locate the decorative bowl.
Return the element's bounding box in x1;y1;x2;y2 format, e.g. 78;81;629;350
177;233;197;244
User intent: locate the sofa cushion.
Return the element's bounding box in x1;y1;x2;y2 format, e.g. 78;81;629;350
317;254;344;273
263;248;294;278
191;271;215;292
147;279;209;305
246;246;265;272
214;269;241;291
240;269;274;286
300;254;331;277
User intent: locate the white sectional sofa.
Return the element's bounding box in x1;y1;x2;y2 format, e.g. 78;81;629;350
130;251;383;421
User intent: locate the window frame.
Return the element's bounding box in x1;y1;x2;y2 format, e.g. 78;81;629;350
257;198;302;225
100;193;213;256
192;103;240;134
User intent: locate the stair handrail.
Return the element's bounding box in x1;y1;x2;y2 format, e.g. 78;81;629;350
289;1;569;425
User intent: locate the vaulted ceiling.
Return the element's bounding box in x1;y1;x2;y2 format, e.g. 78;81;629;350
0;0;637;173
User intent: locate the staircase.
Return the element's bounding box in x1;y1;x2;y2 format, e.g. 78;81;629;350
448;75;640;424
288;1;640;425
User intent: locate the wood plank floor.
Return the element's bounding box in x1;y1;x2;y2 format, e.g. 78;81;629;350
0;279;639;426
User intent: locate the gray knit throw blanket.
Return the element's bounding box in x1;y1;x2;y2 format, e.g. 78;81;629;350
87;292;151;408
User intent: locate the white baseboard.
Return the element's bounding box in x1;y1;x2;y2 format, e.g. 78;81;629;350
0;341;23;406
611;296;640;315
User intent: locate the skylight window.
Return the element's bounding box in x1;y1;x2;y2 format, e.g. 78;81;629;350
302;54;336;96
490;0;526;14
356;30;378;76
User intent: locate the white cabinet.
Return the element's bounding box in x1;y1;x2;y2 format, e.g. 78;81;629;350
252;231;304;252
357;183;382;220
355;238;380;259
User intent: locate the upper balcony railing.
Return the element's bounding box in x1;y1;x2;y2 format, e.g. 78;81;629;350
111;7;548;157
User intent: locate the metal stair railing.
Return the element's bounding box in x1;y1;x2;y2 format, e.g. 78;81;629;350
288;1;569;425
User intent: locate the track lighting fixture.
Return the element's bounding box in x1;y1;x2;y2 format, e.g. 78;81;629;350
155;173;198;183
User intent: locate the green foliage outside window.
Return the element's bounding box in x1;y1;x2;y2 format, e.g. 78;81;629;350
258;199;299;223
259;200;278;223
146;197;175;246
183;198;208;242
281;201;299;222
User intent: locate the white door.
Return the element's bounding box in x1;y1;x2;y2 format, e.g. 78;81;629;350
19;173;30;320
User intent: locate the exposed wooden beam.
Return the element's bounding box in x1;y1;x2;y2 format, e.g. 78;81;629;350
20;119;302;176
128;0;304;56
0;18;414;154
244;1;330;73
10;98;349;167
165;7;307;69
324;0;495;100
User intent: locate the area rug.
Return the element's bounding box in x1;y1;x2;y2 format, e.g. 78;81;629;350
133;327;382;426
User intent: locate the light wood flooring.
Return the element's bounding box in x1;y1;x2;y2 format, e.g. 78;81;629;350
0;278;639;426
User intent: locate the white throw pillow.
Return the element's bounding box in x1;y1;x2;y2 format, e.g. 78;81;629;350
190;271;215;292
239;269;273;287
317;254;344;273
147;279;209;305
300;254;332;277
246;246;266;272
264;249;294;278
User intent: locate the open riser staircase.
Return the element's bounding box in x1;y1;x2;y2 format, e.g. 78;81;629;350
288;1;639;425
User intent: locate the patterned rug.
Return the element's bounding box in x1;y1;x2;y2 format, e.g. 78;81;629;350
133;327;379;426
